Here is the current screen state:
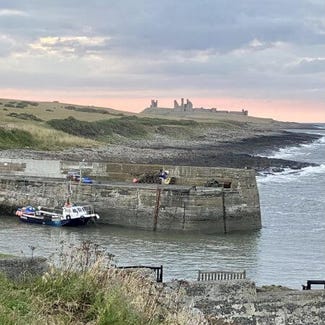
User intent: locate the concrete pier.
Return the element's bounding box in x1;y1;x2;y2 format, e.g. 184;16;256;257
0;160;261;233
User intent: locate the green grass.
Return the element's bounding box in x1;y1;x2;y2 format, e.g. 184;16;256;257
0;97;276;151
0;242;204;324
64;105;125;116
0;253;15;259
0;113;236;151
0;113;247;151
7;113;43;122
0;128;39;149
46;115;199;141
0;126;97;151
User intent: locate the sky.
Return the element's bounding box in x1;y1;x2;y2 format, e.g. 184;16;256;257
0;0;324;122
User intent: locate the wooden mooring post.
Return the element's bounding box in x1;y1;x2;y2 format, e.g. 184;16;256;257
153;187;161;231
197;270;246;281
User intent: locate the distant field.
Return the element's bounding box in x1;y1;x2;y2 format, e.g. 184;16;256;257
0;98;293;151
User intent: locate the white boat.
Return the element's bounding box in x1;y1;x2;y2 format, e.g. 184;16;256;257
15;202;100;227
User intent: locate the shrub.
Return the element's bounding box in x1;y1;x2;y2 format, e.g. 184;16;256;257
0;241;207;324
47;116;199;140
7;113;43;122
15;102;28;108
0;128;38;149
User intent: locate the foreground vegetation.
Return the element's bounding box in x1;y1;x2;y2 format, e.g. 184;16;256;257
0;242;205;325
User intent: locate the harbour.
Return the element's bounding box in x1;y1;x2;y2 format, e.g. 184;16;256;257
0;129;324;289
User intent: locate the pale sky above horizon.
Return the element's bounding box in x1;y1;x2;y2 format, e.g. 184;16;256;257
0;1;324;122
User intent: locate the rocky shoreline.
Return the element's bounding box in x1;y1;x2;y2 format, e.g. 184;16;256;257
0;129;321;172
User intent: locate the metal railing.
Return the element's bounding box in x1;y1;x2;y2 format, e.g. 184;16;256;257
302;280;325;290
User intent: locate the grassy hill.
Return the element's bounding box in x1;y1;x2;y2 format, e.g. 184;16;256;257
0;98;297;151
0;98;133;150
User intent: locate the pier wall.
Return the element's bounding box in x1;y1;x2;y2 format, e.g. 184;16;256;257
174;280;325;324
0;161;261;233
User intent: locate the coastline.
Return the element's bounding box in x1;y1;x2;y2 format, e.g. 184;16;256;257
0;129;321;172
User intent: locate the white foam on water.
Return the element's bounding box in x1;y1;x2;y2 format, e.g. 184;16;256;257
317;136;325;144
268;136;325;160
258;170;299;185
298;163;325;176
257;164;325;185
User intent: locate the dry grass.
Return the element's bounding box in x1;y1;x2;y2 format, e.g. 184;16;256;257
42;241;208;324
0;97;291;151
0;98;132;122
0;98;131;149
18;123;98;149
0;241;209;324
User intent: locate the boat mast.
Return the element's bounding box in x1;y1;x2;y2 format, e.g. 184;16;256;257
66;180;72;205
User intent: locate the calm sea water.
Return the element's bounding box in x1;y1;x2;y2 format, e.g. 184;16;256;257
0;128;324;288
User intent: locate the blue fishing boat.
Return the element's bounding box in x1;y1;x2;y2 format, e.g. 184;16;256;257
15;202;100;227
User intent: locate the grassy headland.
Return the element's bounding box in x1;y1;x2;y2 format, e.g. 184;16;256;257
0;97;293;152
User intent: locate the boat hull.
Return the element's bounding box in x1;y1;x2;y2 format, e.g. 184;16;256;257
16;204;99;227
19;214;94;227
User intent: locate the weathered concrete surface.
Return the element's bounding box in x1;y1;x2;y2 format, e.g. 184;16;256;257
60;161;258;188
0;257;48;281
0;159;61;178
0;162;261;233
168;280;325;325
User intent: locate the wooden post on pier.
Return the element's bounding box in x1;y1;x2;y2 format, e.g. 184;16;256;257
153;187;161;231
222;190;227;234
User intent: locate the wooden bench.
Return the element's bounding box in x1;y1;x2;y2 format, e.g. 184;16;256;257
198;270;246;281
302;280;325;290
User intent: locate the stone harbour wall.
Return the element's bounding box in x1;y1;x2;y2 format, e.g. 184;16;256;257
0;162;261;233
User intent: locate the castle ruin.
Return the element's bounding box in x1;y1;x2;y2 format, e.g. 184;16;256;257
174;98;193;112
148;98;248;116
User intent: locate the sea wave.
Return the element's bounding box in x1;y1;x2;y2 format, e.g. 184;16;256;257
257;164;325;184
268;136;325;160
317;136;325;144
299;163;325;176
